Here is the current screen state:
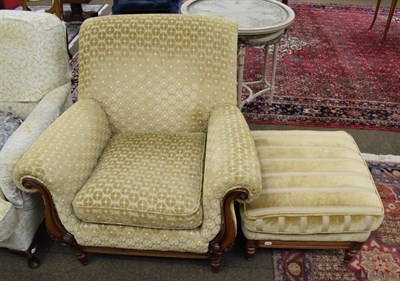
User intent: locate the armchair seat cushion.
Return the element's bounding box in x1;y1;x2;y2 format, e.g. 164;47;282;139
73;132;205;230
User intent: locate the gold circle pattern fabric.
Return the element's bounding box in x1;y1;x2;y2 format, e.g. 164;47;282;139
78;14;238;134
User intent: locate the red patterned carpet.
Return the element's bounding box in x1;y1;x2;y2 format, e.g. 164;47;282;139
273;155;400;281
70;3;400;130
240;3;400;131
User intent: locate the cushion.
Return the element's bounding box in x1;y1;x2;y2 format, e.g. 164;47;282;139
241;130;384;238
73;133;205;230
0;109;23;151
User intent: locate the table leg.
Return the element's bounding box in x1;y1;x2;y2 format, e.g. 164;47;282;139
369;0;382;29
63;3;98;22
237;45;246;107
382;0;398;42
261;44;270;84
268;42;279;105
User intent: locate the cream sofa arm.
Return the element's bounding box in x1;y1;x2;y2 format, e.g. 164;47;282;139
12;99;112;206
201;104;262;240
0;83;71;209
0;192;17;241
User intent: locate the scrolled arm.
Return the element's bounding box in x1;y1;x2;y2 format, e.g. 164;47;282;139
0;82;71;209
12;99;112;204
200;104;262;241
203;104;262;201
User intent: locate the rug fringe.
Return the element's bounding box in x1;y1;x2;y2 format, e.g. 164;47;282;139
362;153;400;163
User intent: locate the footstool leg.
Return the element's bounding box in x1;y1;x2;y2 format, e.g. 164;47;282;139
344;242;363;263
245;239;257;260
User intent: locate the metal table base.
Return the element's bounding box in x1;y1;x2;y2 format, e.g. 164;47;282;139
237;32;284;109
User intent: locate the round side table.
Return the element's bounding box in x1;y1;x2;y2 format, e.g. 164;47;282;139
181;0;295;108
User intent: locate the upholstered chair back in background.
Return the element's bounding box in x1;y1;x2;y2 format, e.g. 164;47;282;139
78;15;238;134
0;11;71;266
0;10;71;119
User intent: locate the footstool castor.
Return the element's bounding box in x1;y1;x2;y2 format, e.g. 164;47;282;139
241;130;384;262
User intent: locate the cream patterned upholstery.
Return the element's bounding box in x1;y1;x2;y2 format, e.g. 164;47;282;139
0;10;71;264
13;15;262;269
241;130;384;242
0;10;71;119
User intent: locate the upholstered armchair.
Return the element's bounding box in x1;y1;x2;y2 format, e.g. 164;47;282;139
0;10;72;267
13;14;262;272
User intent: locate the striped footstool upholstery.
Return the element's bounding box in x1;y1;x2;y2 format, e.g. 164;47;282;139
241;130;384;262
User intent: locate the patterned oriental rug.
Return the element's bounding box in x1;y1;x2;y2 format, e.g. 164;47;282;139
240;3;400;131
69;3;400;130
273;154;400;281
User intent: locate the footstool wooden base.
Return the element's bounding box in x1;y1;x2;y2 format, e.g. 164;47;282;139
241;130;384;262
245;239;363;263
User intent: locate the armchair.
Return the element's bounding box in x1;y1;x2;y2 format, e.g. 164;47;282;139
13;14;262;272
0;10;72;267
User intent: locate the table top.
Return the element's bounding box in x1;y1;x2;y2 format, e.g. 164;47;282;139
181;0;295;36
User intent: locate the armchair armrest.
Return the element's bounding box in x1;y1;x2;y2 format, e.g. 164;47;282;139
201;104;262;240
0;82;71;210
204;104;262;200
12;99;112;209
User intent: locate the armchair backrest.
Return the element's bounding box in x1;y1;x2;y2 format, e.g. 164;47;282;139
78;14;238;134
0;10;71;119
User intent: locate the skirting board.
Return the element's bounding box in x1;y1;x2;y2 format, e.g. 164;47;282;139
362;153;400;163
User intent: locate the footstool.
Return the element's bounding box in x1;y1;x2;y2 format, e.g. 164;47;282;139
241;130;384;262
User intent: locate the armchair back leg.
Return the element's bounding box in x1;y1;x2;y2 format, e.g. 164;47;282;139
8;237;40;269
